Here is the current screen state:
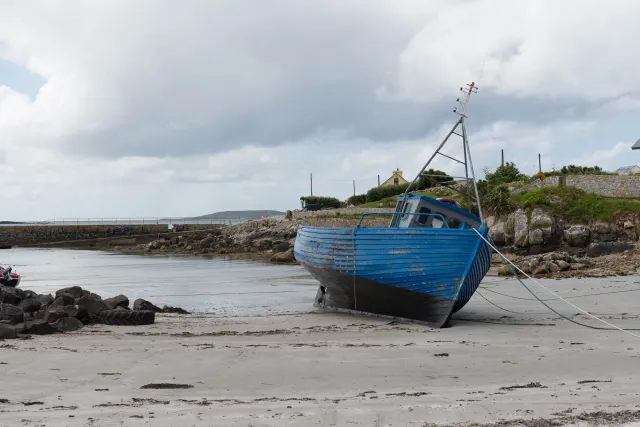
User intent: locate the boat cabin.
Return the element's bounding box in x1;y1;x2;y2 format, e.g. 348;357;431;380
390;194;481;229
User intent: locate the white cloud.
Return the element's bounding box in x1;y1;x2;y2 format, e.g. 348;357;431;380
0;0;637;219
570;142;635;171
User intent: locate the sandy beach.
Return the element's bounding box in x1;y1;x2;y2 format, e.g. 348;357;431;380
2;274;640;426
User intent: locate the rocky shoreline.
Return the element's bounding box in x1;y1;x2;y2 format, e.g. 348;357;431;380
0;284;186;340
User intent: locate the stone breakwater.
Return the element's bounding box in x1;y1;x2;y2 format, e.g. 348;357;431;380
134;217;390;263
1;224;220;246
0;284;188;340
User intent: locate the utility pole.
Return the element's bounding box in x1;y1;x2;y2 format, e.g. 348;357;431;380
377;175;380;186
538;153;542;173
353;180;356;196
501;149;504;167
310;173;313;196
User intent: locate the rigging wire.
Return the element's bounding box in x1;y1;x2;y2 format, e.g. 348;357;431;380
472;228;640;337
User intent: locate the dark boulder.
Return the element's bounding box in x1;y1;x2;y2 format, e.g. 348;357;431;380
0;303;24;325
63;305;90;323
586;242;635;257
56;286;84;299
271;242;291;254
0;324;17;339
104;295;129;309
133;299;162;312
18;319;58;335
53;317;84;332
162;305;191;314
56;293;76;306
44;307;69;323
18;299;42;313
35;294;54;308
49;296;68;310
0;286;24;305
77;295;110;315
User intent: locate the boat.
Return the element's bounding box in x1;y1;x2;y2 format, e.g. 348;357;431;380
0;266;21;287
293;82;491;327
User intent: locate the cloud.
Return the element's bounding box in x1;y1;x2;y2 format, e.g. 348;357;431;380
0;0;638;219
570;142;635;171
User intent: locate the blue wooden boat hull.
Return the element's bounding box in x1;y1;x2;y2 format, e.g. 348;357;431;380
293;225;492;327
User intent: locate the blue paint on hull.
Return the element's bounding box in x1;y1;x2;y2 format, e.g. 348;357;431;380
294;225;492;327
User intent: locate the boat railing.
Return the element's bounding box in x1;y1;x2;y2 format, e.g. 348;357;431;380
355;212;449;229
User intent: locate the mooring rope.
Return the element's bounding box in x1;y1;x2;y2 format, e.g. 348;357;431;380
472;228;640;338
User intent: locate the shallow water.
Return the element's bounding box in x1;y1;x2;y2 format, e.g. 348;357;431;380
0;248;318;316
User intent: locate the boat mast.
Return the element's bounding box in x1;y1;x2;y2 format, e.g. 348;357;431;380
393;82;484;226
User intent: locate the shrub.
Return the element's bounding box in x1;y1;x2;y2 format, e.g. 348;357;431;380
299;196;341;209
484;162;526;185
366;183;409;203
347;194;367;205
482;185;518;216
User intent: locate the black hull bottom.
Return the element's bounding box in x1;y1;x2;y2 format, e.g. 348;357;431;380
304;265;455;328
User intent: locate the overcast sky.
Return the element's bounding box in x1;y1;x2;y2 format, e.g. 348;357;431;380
0;0;638;220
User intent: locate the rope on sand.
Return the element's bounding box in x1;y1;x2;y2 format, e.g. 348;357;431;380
472;228;640;338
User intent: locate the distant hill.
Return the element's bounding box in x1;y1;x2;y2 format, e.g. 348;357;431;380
190;210;285;220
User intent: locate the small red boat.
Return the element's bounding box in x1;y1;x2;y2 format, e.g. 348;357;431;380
0;266;21;287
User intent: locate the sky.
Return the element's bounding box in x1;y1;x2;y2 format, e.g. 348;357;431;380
0;0;639;220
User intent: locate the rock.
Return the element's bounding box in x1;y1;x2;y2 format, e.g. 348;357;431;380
104;295;129;309
55;293;76;306
0;324;17;339
199;236;215;249
270;248;295;263
549;262;560;273
556;260;570;271
133;298;162;312
35;294;54;307
497;266;511;276
513;209;529;247
162;305;191;314
44;307;69;323
0;286;23;305
599;233;618;242
63;305;90;323
271;242;291;254
0;303;24;324
542;252;564;262
489;220;507;246
624;220;635;229
570;263;589;270
53;317;84;332
564;225;591;247
82;290;91;297
18;319;58;335
18;299;41;313
586;242;635;257
530;207;554;229
529;228;544;245
594;222;611;234
146;241;160;250
77;295;110;315
532;264;548;276
49;296;68;310
56;286;84;299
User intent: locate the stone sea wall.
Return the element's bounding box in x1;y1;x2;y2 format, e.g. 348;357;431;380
487;207;640;256
0;224;222;246
514;175;640;198
292;207;394;219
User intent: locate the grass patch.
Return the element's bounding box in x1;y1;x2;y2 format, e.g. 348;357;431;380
514;186;640;223
357;190;466;208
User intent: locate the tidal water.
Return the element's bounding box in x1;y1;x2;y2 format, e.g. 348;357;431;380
0;248;318;316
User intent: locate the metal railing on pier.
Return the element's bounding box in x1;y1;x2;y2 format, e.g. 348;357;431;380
6;217;244;226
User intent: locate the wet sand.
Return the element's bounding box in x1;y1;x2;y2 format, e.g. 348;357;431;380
2;275;640;426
